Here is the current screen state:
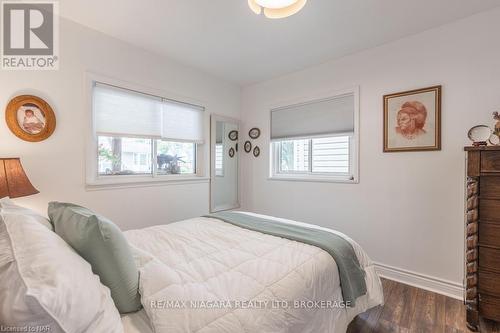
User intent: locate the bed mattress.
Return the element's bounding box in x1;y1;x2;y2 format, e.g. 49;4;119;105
122;212;383;333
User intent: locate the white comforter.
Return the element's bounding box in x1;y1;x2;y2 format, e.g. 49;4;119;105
124;213;383;333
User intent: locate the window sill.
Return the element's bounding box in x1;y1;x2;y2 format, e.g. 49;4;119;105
268;175;358;184
86;175;210;191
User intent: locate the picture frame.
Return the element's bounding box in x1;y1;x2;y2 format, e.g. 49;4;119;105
228;130;238;141
253;146;260;157
5;95;56;142
383;85;441;152
229;147;235;158
244;140;252;153
248;127;261;139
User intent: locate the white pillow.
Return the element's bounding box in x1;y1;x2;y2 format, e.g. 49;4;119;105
0;210;124;333
0;197;53;230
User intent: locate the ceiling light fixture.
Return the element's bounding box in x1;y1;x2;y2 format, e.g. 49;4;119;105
248;0;307;19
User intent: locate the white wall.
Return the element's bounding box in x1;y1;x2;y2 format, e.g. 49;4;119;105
0;18;240;230
240;8;500;287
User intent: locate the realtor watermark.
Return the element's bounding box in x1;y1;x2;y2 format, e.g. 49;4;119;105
0;325;50;332
150;299;352;310
1;0;59;70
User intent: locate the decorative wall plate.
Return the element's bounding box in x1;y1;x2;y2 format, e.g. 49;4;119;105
5;95;56;142
468;125;491;146
248;127;261;139
253;146;260;157
228;130;238;141
244;140;252;153
229;147;235;158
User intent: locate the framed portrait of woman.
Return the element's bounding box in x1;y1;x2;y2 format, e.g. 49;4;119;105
383;86;441;152
5;95;56;142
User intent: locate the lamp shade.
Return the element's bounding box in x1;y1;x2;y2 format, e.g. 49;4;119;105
0;158;39;199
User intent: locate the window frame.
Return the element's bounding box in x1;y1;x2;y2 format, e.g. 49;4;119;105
85;73;209;189
269;87;360;184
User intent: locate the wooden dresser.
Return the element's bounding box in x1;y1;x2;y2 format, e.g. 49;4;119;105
465;146;500;331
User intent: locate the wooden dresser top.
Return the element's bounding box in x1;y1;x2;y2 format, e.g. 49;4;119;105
465;146;500;151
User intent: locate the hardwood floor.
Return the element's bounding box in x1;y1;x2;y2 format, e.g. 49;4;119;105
347;278;500;333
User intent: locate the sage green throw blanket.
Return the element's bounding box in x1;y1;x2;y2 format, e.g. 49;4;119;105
206;211;367;305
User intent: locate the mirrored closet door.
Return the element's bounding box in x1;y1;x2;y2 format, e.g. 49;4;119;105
210;115;240;212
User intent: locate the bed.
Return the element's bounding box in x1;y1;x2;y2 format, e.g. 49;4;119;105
0;199;383;333
121;212;384;333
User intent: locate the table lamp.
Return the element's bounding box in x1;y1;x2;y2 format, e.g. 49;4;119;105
0;158;39;199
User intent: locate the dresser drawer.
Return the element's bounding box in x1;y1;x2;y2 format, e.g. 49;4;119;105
479;247;500;273
479;293;500;321
479;270;500;297
481;151;500;173
480;176;500;199
479;223;500;248
479;199;500;222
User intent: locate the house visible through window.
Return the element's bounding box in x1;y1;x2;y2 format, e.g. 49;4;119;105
93;82;203;178
215;144;223;176
270;90;358;182
278;136;350;174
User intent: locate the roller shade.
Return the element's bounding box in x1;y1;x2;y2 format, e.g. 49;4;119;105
94;83;163;137
94;83;204;143
161;100;204;143
271;93;354;140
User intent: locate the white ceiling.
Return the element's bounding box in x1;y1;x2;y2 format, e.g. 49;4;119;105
60;0;500;86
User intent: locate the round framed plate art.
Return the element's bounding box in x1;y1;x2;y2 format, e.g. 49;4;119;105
5;95;56;142
229;147;235;158
244;140;252;153
248;127;261;139
228;130;238;141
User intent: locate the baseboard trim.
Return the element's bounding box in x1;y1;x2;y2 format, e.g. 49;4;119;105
374;262;464;301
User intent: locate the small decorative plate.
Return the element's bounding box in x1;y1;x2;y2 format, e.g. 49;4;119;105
253;146;260;157
468;125;491;145
229;147;235;158
248;128;261;139
228;130;238;141
244;141;252;153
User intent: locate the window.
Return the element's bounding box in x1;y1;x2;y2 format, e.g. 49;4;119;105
270;90;358;182
275;135;351;175
91;82;204;182
98;137;152;175
278;138;309;172
312;136;350;173
156;140;196;175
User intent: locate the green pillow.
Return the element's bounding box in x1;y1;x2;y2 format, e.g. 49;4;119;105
48;202;141;313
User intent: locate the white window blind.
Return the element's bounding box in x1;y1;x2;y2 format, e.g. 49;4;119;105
94;83;163;138
94;83;204;143
161;100;204;143
271;93;354;140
